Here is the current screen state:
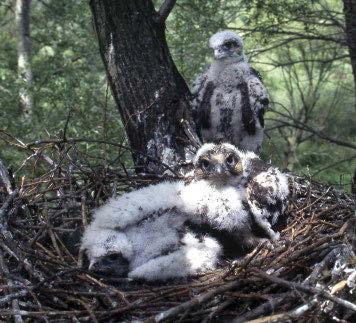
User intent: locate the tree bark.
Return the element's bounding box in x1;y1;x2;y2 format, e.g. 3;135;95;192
15;0;33;120
90;0;199;174
343;0;356;94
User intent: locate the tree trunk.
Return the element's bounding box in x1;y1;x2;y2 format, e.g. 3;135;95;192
15;0;33;120
90;0;199;174
343;0;356;95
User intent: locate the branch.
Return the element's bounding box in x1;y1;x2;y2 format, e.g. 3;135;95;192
253;269;356;312
0;159;13;194
0;249;24;323
147;279;241;322
0;133;181;177
267;108;356;150
157;0;177;23
232;293;289;323
0;129;58;169
229;26;345;45
181;119;202;149
312;155;356;176
241;299;318;323
0;84;11;95
0;189;19;231
251;55;349;69
272;120;356;150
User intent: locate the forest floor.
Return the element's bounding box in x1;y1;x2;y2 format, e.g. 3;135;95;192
0;140;355;322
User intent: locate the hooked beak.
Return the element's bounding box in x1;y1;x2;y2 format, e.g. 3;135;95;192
214;164;230;179
214;48;224;59
215;164;224;175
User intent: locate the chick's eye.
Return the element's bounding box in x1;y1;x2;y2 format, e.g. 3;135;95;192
224;41;237;49
226;154;237;166
201;159;210;170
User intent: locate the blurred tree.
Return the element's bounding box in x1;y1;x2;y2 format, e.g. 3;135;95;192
265;41;351;169
0;1;128;170
16;0;33;120
238;1;356;91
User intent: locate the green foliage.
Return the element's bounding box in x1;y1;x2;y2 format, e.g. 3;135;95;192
0;0;354;189
0;0;128;172
165;0;237;80
165;0;355;189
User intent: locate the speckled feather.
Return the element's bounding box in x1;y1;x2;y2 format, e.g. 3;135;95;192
191;31;269;153
81;144;289;281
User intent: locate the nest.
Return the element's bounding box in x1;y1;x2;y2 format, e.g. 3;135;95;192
0;138;355;322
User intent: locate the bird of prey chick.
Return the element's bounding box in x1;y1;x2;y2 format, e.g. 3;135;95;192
81;143;289;281
191;30;269;153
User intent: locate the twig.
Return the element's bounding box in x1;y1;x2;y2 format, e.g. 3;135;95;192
0;289;28;307
243;298;318;323
0;235;45;281
312;155;356;176
0;129;59;169
202;298;235;323
253;269;356;312
304;246;348;284
23;136;180;176
232;293;290;323
221;241;265;279
157;0;177;23
147;280;241;322
0;305;141;318
0;249;24;323
0;158;13;194
0;189;19;230
267;115;356;150
62;107;72;142
181;119;202;149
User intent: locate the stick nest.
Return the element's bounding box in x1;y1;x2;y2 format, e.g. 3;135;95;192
0;139;355;322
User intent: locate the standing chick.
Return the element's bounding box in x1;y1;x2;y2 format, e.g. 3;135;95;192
191;31;269;153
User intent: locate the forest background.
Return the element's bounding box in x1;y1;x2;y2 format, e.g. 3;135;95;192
0;0;355;189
